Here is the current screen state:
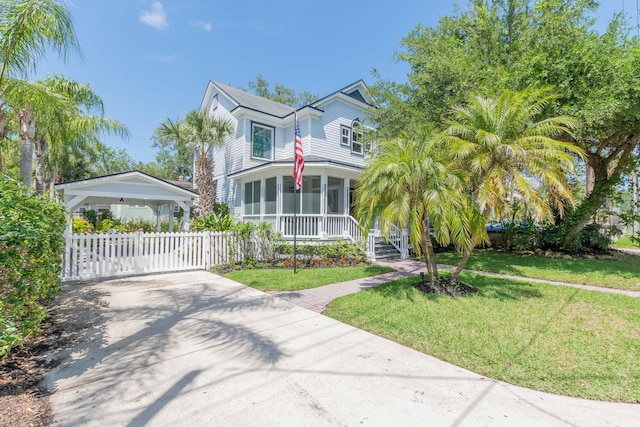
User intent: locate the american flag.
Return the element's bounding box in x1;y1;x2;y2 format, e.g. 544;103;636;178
293;118;304;190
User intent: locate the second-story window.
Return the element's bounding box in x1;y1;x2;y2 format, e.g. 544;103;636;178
252;122;274;160
351;120;363;155
341;125;351;146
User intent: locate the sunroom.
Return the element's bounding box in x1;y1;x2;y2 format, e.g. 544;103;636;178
229;156;364;241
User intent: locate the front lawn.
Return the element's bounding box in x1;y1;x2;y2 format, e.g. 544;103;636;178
224;265;394;292
614;235;640;250
324;273;640;402
435;249;640;291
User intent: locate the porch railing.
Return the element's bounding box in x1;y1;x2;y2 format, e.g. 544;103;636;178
243;214;364;242
389;224;409;259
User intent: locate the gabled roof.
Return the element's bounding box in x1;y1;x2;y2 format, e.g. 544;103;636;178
311;80;376;109
54;170;197;212
212;81;296;118
55;170;196;194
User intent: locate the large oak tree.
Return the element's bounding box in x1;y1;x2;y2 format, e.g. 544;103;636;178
370;0;640;249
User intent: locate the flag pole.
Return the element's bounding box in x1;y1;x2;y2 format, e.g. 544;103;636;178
293;112;298;274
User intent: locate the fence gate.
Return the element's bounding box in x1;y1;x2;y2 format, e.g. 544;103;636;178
62;231;242;282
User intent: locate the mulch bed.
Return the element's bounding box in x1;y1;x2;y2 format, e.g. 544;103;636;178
412;276;478;297
0;285;105;427
0;313;64;427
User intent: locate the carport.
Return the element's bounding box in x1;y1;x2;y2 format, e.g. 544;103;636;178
54;170;197;232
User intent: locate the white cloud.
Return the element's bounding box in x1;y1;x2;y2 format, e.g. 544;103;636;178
191;21;212;32
140;2;168;30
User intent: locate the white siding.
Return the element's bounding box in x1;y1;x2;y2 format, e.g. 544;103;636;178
203;82;374;217
311;100;367;167
210;90;243;213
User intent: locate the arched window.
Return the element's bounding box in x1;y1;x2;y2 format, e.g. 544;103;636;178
351;119;363;155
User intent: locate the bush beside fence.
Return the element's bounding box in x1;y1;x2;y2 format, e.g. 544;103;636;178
0;178;66;359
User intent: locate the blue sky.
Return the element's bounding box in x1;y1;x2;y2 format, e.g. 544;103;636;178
36;1;627;165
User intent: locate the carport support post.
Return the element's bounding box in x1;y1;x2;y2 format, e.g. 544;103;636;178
168;202;175;232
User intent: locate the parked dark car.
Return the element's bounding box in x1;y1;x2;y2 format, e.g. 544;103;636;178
486;220;533;232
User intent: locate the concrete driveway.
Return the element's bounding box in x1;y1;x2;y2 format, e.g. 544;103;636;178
46;271;640;426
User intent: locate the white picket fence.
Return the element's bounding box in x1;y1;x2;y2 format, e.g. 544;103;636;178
62;231;251;282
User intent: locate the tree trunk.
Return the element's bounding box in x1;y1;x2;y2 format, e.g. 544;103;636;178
452;237;475;281
0;113;8;173
18;108;35;187
420;224;438;284
561;181;612;250
34;136;46;194
560;137;640;250
194;152;214;217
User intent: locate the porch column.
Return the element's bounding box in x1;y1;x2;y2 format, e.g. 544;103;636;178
168;202;175;232
260;178;265;222
320;174;328;239
276;175;283;233
343;179;351;238
149;205;160;232
343;180;350;217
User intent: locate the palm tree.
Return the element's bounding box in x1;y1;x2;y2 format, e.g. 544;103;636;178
438;87;583;278
156;110;234;217
3;78;74;185
33;75;128;193
354;135;483;288
0;0;82;186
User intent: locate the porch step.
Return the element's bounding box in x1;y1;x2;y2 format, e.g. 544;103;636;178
374;238;401;260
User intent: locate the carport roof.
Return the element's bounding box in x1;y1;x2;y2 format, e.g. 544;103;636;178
54;170;197;212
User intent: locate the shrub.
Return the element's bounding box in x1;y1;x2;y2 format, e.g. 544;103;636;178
82;209;97;227
98;218;119;232
72;217;94;234
0;178;66;359
191;212;236;231
537;223;611;253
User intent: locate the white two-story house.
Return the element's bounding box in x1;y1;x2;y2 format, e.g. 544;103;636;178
200;80;379;245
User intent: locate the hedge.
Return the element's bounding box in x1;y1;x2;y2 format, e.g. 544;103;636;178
0;178;67;359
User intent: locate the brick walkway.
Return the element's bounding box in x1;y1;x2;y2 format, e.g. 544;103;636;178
271;258;640;313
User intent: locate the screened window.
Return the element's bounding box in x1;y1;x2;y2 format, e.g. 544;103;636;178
282;175;321;214
251;122;274;160
327;177;344;214
282;176;296;214
302;176;321;214
265;177;276;214
244;181;261;215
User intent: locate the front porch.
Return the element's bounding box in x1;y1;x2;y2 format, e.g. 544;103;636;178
244;214;363;241
244;213;409;261
229;160;409;260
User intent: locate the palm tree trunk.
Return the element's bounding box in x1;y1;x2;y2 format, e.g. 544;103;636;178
420;225;438;284
452;237;475;281
0;112;9;173
18;107;35;187
34;136;46;194
194;153;214;217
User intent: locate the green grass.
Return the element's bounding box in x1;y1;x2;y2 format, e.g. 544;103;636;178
324;273;640;402
435;249;640;291
614;235;640;250
224;265;394;292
